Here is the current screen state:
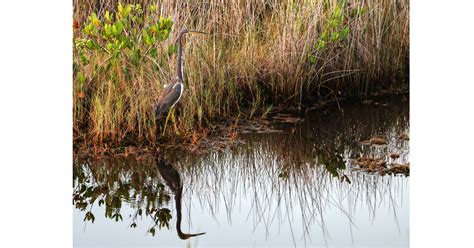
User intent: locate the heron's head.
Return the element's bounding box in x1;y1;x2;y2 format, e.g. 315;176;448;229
180;28;207;36
178;232;206;240
189;30;207;35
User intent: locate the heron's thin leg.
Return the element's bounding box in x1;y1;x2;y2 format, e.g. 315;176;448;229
162;108;173;136
171;109;179;134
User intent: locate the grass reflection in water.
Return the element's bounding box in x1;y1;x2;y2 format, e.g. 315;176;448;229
73;94;408;245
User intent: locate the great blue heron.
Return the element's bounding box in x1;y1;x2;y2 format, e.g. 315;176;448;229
154;28;206;120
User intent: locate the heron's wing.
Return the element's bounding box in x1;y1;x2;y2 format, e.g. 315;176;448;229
156;81;176;108
154;79;182;117
161;83;182;108
157;82;175;102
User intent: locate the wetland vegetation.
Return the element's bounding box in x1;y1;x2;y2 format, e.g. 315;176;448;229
72;1;410;245
73;0;409;149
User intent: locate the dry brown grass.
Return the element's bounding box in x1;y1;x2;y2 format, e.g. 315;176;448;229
73;0;409;148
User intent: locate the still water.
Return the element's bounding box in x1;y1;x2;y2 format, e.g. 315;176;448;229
74;94;409;247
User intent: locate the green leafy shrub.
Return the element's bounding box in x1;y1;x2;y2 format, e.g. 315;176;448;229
311;3;351;64
73;2;175;144
75;2;174;73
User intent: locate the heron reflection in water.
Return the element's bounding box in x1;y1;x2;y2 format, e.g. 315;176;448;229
155;154;205;239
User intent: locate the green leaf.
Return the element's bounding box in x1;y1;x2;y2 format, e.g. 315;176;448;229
159;17;173;31
123;4;132;18
334;5;342;18
143;30;152;46
118;2;123;15
85;39;94;50
105;11;110;22
77;72;86;85
150;47;158;58
88;12;98;23
80;53;89;65
321;30;328;40
340;26;349;39
159;29;170;41
115;21;123;35
315;40;326;50
84;212;95;223
149;227;156;236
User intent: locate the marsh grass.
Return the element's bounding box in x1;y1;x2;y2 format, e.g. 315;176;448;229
73;0;409;147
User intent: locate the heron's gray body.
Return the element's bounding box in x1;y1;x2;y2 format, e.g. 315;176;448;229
154;78;183;119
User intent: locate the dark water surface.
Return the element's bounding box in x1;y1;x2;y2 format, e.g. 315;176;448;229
74;94;409;247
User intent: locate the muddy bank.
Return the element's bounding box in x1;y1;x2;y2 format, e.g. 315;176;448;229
75;92;410;178
74;91;408;157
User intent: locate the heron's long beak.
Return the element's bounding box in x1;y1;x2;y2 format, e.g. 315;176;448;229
189;30;208;35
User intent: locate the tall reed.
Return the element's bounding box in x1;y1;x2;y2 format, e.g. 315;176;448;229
73;0;409;147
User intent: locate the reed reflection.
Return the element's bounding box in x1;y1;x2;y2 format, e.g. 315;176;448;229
73;94;409;246
73;154;205;240
173;94;409;243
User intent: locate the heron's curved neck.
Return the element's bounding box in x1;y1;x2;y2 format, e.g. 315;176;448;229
175;186;205;239
176;31;186;82
175;189;185;238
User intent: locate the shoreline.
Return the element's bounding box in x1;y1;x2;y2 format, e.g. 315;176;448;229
74;89;408;157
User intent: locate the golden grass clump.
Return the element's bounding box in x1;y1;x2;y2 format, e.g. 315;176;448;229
73;0;409;147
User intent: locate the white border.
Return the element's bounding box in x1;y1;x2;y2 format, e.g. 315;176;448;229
0;1;72;247
1;0;474;247
412;0;474;247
